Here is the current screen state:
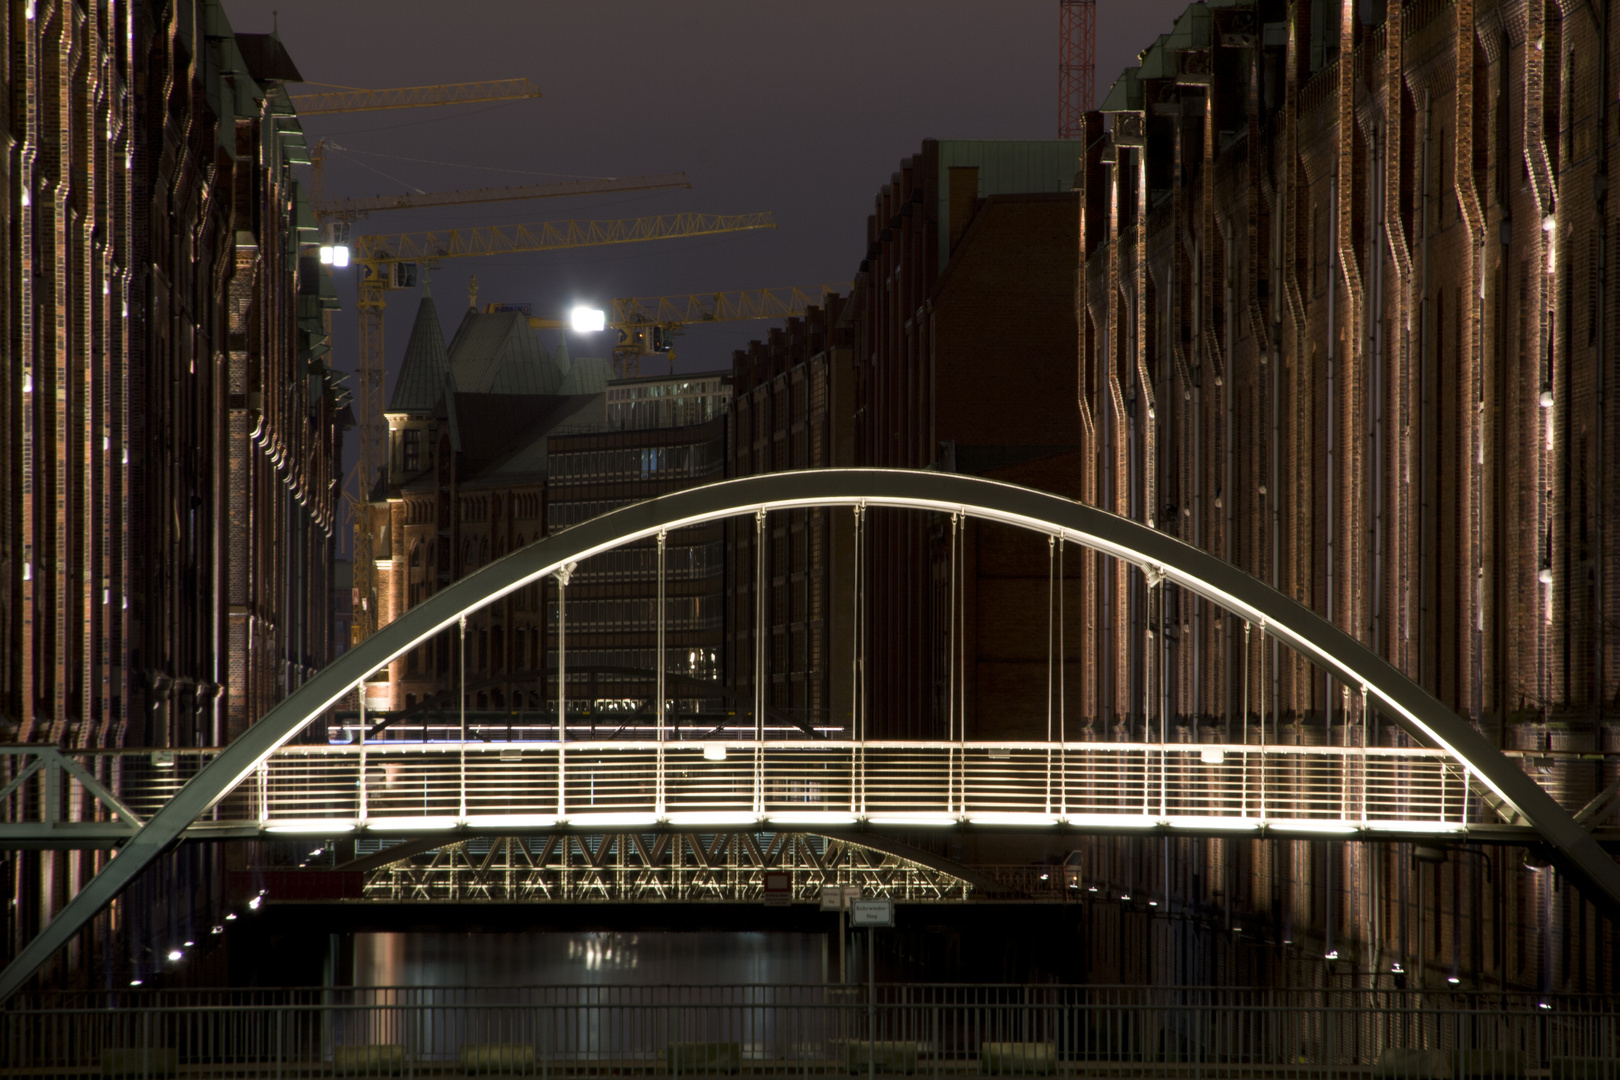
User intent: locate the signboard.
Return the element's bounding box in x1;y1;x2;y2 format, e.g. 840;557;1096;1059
820;885;862;911
763;871;791;907
850;898;894;927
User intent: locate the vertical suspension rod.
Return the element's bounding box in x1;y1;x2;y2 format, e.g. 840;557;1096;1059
556;563;573;819
656;531;667;817
754;509;766;813
459;615;467;822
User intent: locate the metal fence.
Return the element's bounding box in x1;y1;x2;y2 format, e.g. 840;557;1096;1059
6;985;1617;1078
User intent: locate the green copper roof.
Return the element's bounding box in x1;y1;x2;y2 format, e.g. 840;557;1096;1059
389;292;450;413
1165;4;1214;50
1101;68;1144;113
1139;35;1176;80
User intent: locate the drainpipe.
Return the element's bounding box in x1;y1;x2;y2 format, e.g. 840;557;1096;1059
1455;0;1486;726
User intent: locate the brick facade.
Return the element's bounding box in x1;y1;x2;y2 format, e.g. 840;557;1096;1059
1;2;344;989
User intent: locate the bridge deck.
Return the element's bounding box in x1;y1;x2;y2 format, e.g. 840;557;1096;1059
1;739;1535;846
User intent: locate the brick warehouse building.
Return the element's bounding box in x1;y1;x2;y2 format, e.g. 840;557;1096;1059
1066;0;1620;991
726;144;1091;745
727;298;858;736
0;5;347;985
726;3;1619;993
845;140;1088;742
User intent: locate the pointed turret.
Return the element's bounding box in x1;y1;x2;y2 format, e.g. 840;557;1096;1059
389;291;450;413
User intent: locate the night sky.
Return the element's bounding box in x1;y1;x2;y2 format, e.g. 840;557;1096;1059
233;0;1191;495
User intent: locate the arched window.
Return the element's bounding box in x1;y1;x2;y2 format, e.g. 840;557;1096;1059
409;543;421;568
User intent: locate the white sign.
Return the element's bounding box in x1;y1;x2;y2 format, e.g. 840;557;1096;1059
820;885;863;911
850;898;894;927
763;871;791;907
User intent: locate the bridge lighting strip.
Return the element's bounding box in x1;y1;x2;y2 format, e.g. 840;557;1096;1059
264;819;357;834
249;813;1470;835
867;814;959;827
664;811;764;826
966;812;1060;826
1065;813;1159;829
366;816;460;831
1264;820;1357;836
464;814;559;829
765;812;861;826
563;813;662;828
1164;816;1260;831
1362;820;1467;834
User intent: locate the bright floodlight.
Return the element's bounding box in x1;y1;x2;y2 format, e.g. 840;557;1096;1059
318;245;334;265
332;245;350;268
702;743;727;762
570;306;606;333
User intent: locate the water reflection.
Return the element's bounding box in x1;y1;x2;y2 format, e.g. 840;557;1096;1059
355;931;827;988
343;932;838;1067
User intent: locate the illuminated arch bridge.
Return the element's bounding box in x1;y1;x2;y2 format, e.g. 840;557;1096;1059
4;470;1618;999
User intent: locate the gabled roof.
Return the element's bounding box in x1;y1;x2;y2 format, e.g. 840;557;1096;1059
450;392;605;477
233;33;303;84
1101;67;1143;113
558;356;612;396
1165;3;1214;51
389;292;450;413
484;394;608;479
449;310;565;394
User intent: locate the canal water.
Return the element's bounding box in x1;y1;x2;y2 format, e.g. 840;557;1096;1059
354;930;830;988
343;932;840;1064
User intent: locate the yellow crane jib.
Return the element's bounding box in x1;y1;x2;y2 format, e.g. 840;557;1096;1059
517;284;850;377
315;172;691;224
354;212;776;285
289;78;543;115
612;285;850;332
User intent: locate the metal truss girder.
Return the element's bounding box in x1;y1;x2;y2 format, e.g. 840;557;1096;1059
7;469;1620;1004
357;831;974;904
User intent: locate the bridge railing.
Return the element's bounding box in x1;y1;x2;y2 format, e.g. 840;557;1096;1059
5;988;1616;1078
1;741;1476;835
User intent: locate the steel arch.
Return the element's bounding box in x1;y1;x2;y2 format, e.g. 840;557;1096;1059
4;469;1616;1000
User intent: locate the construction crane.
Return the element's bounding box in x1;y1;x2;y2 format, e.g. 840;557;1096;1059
290;78;543;116
1058;0;1097;136
315;168;692;225
533;285;851;377
608;284;846;376
347;211;777;638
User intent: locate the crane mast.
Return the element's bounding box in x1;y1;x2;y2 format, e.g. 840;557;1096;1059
1058;0;1097;136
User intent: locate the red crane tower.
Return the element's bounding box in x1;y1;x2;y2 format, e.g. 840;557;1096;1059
1058;0;1096;137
